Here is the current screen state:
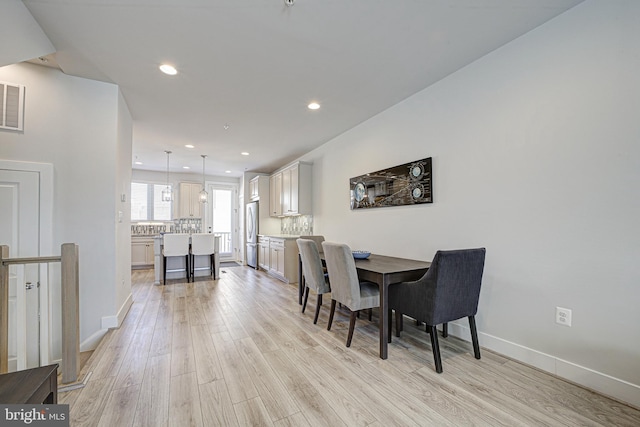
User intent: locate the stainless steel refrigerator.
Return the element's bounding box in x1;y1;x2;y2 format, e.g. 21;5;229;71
246;201;258;268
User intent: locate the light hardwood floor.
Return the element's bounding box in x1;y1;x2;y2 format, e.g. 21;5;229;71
61;267;640;426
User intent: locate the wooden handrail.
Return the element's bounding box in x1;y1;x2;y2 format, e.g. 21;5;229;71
2;256;62;265
0;244;80;384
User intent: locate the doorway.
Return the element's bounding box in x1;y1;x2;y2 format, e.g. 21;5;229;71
0;160;53;371
204;183;238;262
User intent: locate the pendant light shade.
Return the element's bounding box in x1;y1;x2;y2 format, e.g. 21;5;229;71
199;154;208;203
162;150;173;202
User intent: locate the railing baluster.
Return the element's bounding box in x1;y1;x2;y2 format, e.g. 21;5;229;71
61;243;80;384
0;245;9;373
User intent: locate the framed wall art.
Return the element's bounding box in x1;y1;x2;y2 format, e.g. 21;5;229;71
350;157;432;209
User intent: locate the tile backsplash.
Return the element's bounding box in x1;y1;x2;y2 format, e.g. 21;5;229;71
131;218;202;236
281;215;313;235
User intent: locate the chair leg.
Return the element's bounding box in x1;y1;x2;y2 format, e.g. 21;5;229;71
395;312;402;337
213;253;218;279
469;316;481;359
327;299;337;331
302;287;310;314
442;323;448;338
368;308;372;321
163;255;167;285
346;310;357;347
313;294;323;325
186;254;191;282
428;325;443;373
388;310;393;341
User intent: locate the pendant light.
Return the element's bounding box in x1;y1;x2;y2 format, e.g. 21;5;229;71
161;150;173;202
199;154;208;203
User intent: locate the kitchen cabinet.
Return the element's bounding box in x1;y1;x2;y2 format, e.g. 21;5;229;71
258;236;270;270
258;235;298;283
269;173;282;217
249;176;260;201
269;238;286;278
132;237;154;267
179;182;203;218
270;161;312;217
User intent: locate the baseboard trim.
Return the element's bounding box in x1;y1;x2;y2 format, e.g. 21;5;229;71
117;293;134;326
100;293;133;330
446;321;640;409
80;329;107;352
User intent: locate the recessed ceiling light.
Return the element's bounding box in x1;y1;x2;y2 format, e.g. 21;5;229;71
183;166;190;169
225;170;231;174
159;64;177;75
241;152;249;156
185;144;194;148
134;161;143;165
308;102;320;110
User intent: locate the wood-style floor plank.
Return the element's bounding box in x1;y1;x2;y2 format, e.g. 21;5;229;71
168;372;203;427
132;353;171;427
58;267;640;427
198;379;239;427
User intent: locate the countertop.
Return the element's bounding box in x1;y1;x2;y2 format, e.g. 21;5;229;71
258;234;301;239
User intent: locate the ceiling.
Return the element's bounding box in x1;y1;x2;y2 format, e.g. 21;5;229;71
22;0;583;177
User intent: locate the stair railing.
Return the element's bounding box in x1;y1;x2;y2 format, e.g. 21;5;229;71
0;243;80;384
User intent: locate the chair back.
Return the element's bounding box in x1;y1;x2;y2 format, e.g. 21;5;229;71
304;235;325;253
297;239;330;294
425;248;486;324
191;233;215;256
321;242;361;307
163;233;190;257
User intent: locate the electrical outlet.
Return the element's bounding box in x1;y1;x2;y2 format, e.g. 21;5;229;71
556;307;572;327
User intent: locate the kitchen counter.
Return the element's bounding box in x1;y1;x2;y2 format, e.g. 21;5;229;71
258;234;301;239
152;235;220;285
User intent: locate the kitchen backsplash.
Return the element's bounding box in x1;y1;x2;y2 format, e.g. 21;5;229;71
131;218;202;236
281;215;313;235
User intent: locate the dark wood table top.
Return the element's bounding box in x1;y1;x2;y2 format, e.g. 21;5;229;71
0;364;58;404
353;253;431;277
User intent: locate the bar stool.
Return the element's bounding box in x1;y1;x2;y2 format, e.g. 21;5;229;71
190;233;217;281
163;233;191;284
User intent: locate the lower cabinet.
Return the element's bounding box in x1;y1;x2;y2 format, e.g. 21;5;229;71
258;236;298;283
258;236;270;270
132;237;154;267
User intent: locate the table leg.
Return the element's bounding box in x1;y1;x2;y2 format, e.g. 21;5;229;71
379;279;389;359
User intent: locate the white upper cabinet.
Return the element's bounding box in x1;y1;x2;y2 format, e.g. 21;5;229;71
269;172;283;217
179;182;203;218
270;162;311;217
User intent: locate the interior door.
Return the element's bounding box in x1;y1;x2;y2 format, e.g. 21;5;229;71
0;169;40;371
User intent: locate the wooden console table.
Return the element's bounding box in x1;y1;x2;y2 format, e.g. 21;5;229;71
0;364;58;404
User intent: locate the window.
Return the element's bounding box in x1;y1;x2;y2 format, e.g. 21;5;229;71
131;182;172;221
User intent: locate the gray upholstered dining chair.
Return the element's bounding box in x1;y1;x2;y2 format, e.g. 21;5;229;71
297;238;331;324
389;248;486;373
303;235;325;254
321;242;380;347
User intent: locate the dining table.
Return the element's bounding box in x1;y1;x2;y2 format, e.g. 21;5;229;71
299;252;431;359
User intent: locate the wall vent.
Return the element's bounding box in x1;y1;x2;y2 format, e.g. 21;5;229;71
1;81;25;131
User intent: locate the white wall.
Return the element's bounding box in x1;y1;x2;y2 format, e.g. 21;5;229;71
115;90;133;326
0;62;132;350
301;0;640;406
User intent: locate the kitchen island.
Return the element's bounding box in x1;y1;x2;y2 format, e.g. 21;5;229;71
153;235;220;285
